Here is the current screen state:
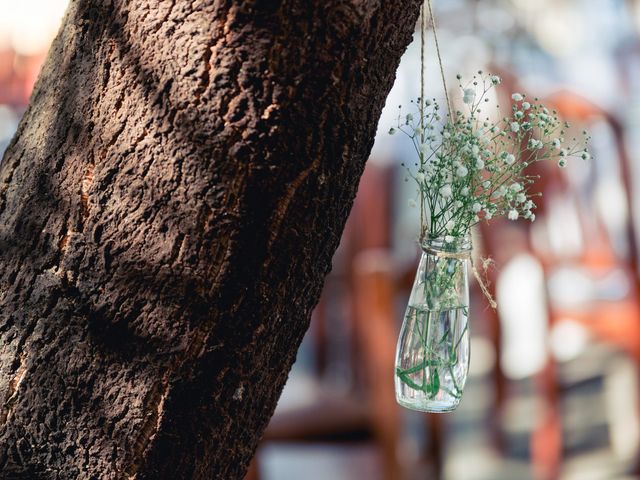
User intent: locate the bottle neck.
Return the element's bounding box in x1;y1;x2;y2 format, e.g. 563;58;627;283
421;234;472;254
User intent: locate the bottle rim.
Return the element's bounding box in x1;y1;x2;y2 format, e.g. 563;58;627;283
420;233;472;253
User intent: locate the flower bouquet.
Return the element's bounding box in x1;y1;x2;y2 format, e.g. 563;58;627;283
392;72;590;412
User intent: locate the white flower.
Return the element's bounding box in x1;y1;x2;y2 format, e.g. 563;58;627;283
508;209;519;221
472;202;482;213
471;145;480;156
485;211;493;220
476;158;485;169
516;193;527;203
493;185;507;198
560;149;568;157
456;165;468;177
530;213;536;222
416;172;425;183
408;199;417;208
504;153;516;165
454;200;463;208
405;113;413;123
522;101;531;110
512;93;524;102
552;138;561;149
483;180;491;189
510;182;522;192
443;131;451;139
558;158;567;168
463;88;476;104
581;151;591;161
445;235;455;243
461;187;470;196
510;122;520;133
514;111;524;120
440;184;452;198
491;75;501;85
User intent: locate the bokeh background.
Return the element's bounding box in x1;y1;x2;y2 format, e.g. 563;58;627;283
2;1;640;479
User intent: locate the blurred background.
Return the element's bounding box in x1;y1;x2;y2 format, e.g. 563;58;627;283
2;0;640;479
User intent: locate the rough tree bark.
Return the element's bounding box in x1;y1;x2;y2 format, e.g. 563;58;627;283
0;0;420;478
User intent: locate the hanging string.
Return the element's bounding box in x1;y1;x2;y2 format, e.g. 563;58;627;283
426;0;452;115
419;2;426;241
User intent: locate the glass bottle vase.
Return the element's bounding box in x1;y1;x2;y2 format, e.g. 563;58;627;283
395;235;471;413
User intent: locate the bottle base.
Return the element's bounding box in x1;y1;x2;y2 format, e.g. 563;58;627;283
395;396;460;413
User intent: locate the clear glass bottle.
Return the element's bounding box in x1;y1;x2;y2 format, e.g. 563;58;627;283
395;235;471;413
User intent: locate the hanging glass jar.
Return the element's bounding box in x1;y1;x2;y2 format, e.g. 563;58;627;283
395;234;471;413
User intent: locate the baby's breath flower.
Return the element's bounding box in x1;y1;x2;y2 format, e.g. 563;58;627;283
463;88;476;105
440;184;452;198
392;72;588;241
491;75;501;85
494;185;507;198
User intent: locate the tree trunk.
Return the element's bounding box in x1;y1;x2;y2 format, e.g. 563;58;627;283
0;0;420;478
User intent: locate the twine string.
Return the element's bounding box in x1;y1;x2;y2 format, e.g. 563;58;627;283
419;2;426;238
422;245;498;310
